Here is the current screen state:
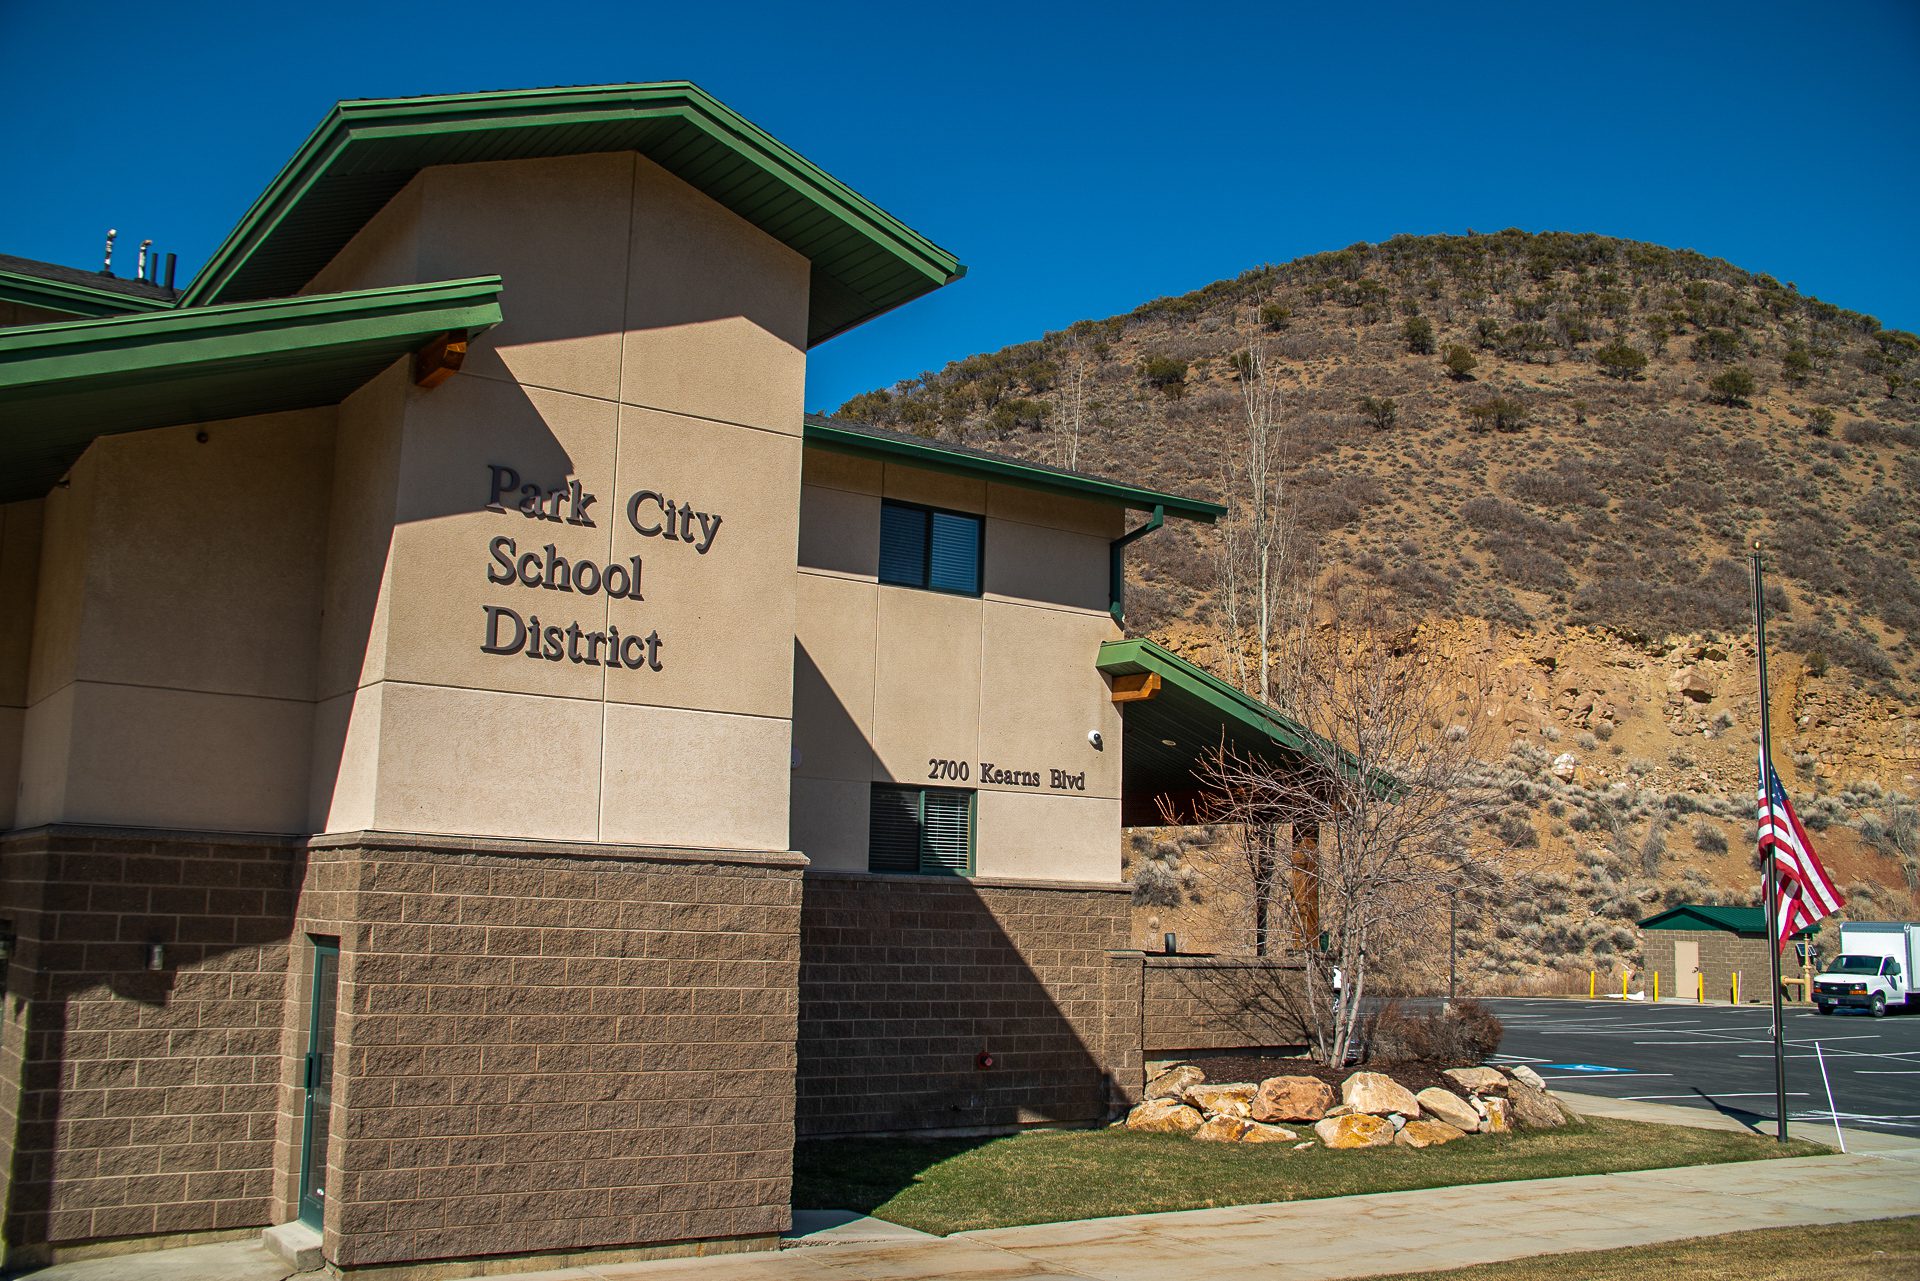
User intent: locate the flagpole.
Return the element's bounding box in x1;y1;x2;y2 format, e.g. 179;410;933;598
1753;541;1789;1144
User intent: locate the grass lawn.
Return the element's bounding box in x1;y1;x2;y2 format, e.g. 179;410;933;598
1357;1214;1920;1280
793;1116;1826;1235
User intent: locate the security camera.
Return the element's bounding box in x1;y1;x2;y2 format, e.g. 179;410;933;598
1088;730;1103;750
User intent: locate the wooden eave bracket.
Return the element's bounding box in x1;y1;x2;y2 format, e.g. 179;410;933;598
1111;672;1161;704
413;330;468;388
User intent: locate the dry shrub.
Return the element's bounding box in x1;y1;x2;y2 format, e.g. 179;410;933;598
1366;998;1504;1067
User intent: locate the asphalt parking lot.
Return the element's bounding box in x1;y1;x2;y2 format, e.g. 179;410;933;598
1482;996;1920;1137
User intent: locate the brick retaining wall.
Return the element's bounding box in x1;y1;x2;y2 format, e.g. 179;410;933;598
1142;955;1309;1054
796;871;1137;1136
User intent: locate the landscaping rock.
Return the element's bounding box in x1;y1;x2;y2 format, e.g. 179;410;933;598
1508;1081;1568;1129
1443;1067;1508;1097
1415;1088;1481;1133
1194;1115;1253;1142
1187;1083;1258;1114
1313;1113;1394;1149
1127;1099;1203;1134
1251;1075;1336;1124
1395;1119;1468;1148
1342;1071;1421;1117
1479;1097;1512;1133
1239;1121;1299;1144
1510;1064;1549;1092
1146;1064;1205;1100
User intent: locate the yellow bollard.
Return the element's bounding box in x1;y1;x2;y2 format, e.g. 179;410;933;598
1653;971;1660;1003
1622;970;1630;999
1733;971;1741;1004
1698;972;1705;1003
1589;970;1596;1000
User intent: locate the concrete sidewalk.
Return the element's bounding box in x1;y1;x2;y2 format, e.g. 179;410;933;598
21;1096;1919;1281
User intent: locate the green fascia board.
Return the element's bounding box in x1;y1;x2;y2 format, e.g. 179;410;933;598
1099;638;1314;753
0;277;501;502
0;268;173;319
0;276;501;386
1098;637;1395;801
180;82;965;347
1638;904;1815;938
805;421;1225;521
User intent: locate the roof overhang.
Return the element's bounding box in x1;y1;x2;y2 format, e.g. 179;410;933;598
1099;638;1318;825
181;82;965;347
0;266;173;319
1638;904;1816;938
0;276;502;501
806;419;1224;520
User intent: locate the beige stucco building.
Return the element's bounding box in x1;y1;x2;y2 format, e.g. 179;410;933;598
0;83;1316;1277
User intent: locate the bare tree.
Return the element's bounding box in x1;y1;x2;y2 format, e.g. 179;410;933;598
1190;590;1509;1064
1053;335;1095;471
1213;324;1314;709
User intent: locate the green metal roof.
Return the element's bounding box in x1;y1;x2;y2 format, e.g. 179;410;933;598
182;82;965;347
0;263;174;319
1098;638;1317;824
805;417;1224;520
0;276;502;501
1639;904;1817;939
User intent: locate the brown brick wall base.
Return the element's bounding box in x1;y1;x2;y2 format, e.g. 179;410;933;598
0;827;299;1268
306;833;804;1271
0;826;805;1275
796;871;1138;1137
1143;956;1309;1054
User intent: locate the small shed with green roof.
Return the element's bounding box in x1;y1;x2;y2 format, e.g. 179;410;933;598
1639;904;1819;1003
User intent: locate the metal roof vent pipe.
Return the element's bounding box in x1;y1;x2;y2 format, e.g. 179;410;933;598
100;228;117;276
137;239;152;282
163;253;177;290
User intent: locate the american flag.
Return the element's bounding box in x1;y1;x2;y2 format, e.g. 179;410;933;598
1757;762;1845;950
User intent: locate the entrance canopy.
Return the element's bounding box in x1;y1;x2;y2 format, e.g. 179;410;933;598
1098;638;1320;826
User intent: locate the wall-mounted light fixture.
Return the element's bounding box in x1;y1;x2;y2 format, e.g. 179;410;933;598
0;921;15;964
145;941;167;972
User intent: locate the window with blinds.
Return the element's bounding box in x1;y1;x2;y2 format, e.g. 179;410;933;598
868;784;975;875
877;500;982;596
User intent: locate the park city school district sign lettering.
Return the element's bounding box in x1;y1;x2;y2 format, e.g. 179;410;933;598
477;464;722;672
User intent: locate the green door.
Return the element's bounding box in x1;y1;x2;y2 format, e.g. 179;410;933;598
298;938;340;1229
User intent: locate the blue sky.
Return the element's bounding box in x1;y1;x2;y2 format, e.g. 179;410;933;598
3;2;1915;413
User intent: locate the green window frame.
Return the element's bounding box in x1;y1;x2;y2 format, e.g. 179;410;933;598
869;783;976;875
878;499;984;596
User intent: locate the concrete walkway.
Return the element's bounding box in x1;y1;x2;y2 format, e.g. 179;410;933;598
19;1095;1919;1281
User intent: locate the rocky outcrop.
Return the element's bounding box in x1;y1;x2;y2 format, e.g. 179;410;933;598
1127;1098;1203;1133
1395;1119;1468;1148
1122;1062;1564;1150
1187;1083;1258;1115
1251;1076;1336;1124
1342;1071;1421;1117
1508;1081;1569;1129
1414;1088;1481;1132
1314;1114;1395;1148
1443;1067;1507;1096
1146;1065;1205;1100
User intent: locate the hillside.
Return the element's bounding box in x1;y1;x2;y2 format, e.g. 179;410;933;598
830;229;1920;983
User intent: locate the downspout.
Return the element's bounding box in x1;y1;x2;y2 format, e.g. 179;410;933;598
1109;504;1165;625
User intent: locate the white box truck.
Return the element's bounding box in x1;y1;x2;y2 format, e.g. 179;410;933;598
1813;921;1920;1017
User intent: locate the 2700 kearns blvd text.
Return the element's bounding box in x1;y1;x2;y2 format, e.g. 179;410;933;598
476;463;727;671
